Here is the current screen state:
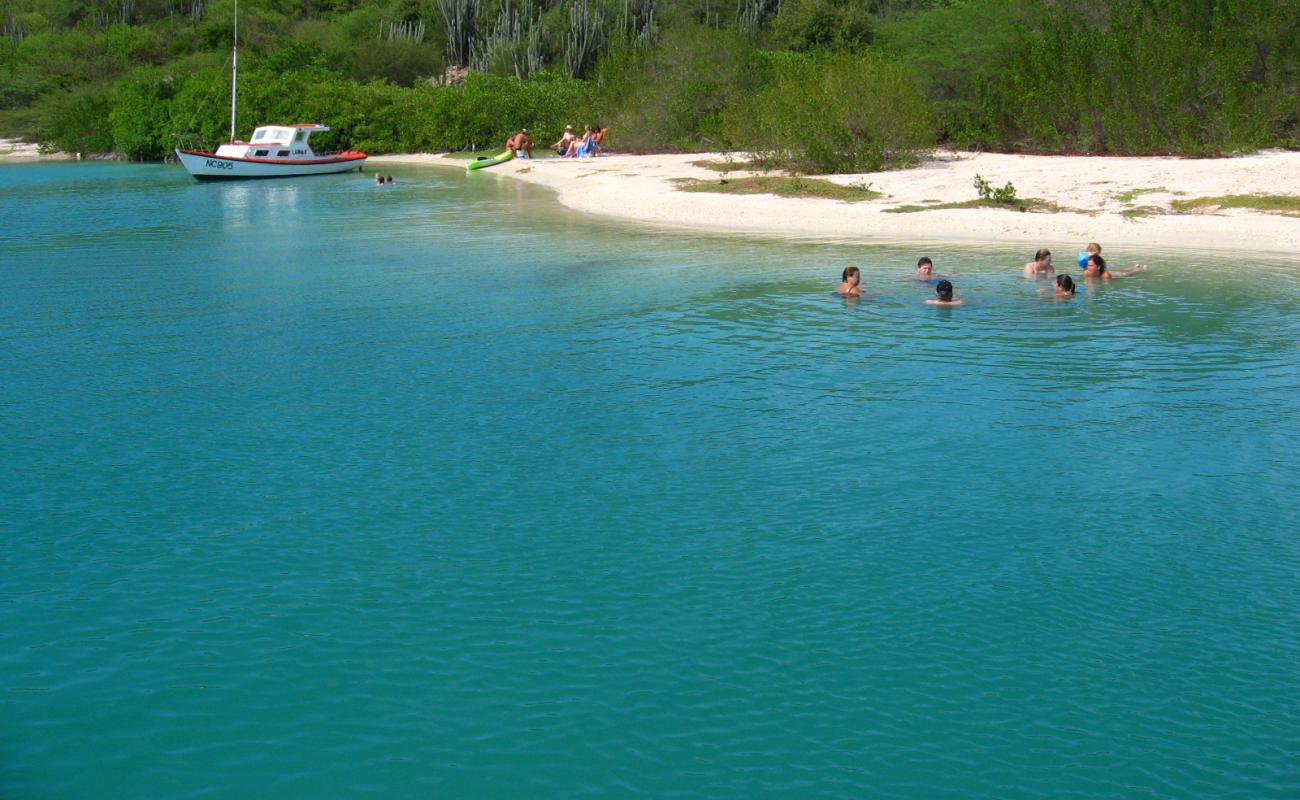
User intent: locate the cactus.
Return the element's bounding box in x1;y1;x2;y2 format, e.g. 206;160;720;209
437;0;482;67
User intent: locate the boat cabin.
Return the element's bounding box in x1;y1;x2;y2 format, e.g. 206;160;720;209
214;124;330;160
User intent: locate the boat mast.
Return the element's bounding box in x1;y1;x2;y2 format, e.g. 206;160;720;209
229;0;238;143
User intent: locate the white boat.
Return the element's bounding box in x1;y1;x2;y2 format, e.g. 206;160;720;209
175;0;365;180
176;124;367;180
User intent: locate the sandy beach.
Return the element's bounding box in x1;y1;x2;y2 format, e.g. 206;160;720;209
0;138;73;160
373;149;1300;254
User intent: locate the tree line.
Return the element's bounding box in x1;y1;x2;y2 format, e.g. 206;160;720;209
1;0;1296;169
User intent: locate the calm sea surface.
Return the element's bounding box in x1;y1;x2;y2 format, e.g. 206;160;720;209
3;162;1299;798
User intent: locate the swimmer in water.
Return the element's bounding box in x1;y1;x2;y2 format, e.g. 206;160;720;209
837;266;861;297
925;279;964;305
1082;254;1148;281
1076;242;1101;268
915;257;935;282
1024;248;1054;277
1040;274;1077;297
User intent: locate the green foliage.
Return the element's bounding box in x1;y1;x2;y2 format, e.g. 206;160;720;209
724;50;934;173
964;0;1300;154
108;66;177;159
588;23;761;152
3;0;1297;160
973;173;1015;203
768;0;873;53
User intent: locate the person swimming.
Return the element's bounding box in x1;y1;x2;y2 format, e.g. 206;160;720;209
1056;274;1076;295
1024;248;1054;277
837;266;861;297
915;257;935;282
1082;254;1148;281
1076;242;1101;268
925;279;964;305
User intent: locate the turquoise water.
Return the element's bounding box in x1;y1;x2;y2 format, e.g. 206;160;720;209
3;162;1299;798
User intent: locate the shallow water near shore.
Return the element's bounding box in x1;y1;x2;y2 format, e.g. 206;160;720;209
3;162;1299;798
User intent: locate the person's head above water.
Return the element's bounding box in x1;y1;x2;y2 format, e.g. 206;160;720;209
1056;274;1076;294
842;266;860;284
1086;242;1102;256
1035;248;1052;265
917;257;933;274
1086;254;1107;274
935;279;954;301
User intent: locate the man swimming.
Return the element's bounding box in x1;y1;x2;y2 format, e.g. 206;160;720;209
837;266;861;297
925;279;964;305
1024;248;1054;277
914;257;935;282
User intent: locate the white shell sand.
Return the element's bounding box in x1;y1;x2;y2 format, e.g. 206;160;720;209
373;149;1300;254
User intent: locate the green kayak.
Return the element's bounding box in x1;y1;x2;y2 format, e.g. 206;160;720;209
466;150;515;171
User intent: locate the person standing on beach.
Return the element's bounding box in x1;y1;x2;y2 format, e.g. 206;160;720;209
838;266;862;297
506;129;534;158
1024;248;1054;277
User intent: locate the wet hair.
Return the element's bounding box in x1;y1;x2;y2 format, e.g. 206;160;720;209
917;257;933;269
1034;248;1052;262
1087;254;1107;273
1086;242;1102;254
842;266;860;281
1056;274;1076;294
385;175;394;183
935;279;954;301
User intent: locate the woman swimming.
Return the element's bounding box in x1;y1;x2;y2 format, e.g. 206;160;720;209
1082;254;1147;281
838;266;861;297
1024;248;1054;277
1039;274;1076;298
925;279;964;305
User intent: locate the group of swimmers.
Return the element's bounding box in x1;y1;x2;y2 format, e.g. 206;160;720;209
374;173;395;185
837;243;1150;304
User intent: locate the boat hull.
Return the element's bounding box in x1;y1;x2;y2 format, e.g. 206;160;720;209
176;149;367;180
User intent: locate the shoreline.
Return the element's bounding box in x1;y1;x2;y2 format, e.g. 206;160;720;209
371;149;1300;255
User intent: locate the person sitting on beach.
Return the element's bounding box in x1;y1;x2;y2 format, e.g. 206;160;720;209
553;125;577;156
1082;254;1148;281
593;126;608;155
569;126;598;159
1024;248;1054;277
838;266;861;297
925;279;964;305
914;257;935;282
505;129;534;159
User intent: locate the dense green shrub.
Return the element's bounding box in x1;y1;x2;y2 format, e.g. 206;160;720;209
767;0;873;53
963;0;1300;154
723;51;934;173
587;24;762;152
